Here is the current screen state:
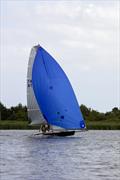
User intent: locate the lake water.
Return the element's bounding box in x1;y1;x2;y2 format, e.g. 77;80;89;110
0;130;120;180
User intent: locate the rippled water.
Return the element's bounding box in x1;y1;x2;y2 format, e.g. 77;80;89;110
0;130;120;180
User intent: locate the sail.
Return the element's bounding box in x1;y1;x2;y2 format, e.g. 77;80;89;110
32;46;85;129
27;46;46;125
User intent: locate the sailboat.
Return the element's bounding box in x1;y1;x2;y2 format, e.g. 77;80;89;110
27;45;86;136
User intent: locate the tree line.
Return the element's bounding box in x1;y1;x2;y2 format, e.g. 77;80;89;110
0;102;120;122
80;104;120;122
0;102;28;121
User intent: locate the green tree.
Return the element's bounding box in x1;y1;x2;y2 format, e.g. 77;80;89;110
0;102;11;120
80;104;90;117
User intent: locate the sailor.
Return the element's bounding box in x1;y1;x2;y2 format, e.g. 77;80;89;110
41;124;46;133
45;124;50;132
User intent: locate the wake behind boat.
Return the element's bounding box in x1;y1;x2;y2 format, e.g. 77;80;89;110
27;45;86;136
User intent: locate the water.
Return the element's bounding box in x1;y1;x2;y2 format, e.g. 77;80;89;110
0;130;120;180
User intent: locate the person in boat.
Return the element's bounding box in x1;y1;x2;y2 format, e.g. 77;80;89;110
41;124;50;133
45;124;50;132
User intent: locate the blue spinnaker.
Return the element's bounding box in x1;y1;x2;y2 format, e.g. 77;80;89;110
32;46;85;129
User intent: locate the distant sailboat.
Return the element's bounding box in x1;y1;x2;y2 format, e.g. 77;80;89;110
27;45;86;136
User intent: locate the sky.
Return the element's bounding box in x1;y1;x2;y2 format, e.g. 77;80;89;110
0;0;119;112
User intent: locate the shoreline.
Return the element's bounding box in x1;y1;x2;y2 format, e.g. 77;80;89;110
0;120;120;130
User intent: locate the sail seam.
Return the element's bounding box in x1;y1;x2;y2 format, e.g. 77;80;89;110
41;48;49;77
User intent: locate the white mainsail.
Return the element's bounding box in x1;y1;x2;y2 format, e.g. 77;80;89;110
27;46;46;125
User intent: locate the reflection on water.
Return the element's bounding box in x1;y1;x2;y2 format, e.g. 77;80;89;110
0;130;120;180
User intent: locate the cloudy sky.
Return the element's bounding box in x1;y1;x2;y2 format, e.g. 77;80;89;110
0;0;119;112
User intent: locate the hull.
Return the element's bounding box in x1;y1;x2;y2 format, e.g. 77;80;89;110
43;131;75;136
34;129;87;136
